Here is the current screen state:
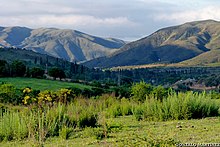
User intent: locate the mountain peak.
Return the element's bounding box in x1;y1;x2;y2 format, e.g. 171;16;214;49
0;26;126;62
84;20;220;68
183;19;219;25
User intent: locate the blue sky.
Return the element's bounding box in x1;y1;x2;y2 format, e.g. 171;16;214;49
1;0;220;41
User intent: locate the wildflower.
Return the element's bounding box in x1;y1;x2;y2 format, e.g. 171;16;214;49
46;96;52;102
22;99;28;104
24;95;30;100
23;88;32;93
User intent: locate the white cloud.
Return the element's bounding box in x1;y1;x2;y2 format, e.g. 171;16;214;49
1;0;220;40
155;6;220;23
0;14;137;29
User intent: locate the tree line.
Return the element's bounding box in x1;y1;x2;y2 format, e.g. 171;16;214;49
0;59;66;80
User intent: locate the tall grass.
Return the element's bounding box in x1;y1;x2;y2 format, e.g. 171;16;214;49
0;101;98;144
0;92;220;144
0;109;28;141
133;92;220;121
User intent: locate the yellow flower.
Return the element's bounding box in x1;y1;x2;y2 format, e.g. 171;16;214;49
46;96;52;102
23;88;32;93
24;95;30;100
22;99;27;104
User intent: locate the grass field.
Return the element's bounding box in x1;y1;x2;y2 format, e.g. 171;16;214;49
0;77;91;91
0;116;220;147
1;79;220;146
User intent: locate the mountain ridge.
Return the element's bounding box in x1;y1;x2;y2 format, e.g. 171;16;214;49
84;20;220;68
0;26;126;62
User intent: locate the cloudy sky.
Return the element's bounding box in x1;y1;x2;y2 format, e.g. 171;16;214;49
1;0;220;41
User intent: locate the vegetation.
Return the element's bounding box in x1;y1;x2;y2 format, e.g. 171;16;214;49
2;48;220;88
0;80;220;146
48;67;66;80
1;46;220;146
11;60;26;77
30;67;45;78
0;78;91;91
1;116;220;146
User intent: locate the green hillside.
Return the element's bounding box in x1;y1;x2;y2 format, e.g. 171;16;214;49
0;27;125;62
0;47;68;67
84;20;220;68
180;49;220;66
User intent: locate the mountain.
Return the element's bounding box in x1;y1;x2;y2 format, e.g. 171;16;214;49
0;27;126;62
84;20;220;68
180;50;220;66
0;47;69;67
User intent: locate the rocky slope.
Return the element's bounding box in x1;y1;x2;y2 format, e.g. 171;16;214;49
0;27;126;62
84;20;220;68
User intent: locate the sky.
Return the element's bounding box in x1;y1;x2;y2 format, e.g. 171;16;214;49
1;0;220;41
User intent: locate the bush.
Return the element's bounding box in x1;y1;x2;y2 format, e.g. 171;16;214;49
0;84;22;104
152;85;168;101
112;86;131;98
131;81;153;102
22;88;74;105
133;92;220;121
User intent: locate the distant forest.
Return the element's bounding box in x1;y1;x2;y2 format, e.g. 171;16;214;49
1;47;220;90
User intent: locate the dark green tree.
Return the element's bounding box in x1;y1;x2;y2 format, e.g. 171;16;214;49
0;60;9;77
26;67;31;77
11;60;26;77
30;67;45;78
49;67;66;80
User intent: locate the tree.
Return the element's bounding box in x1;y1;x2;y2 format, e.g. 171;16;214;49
152;85;168;101
0;60;9;77
49;67;66;80
11;60;26;77
131;81;153;102
204;75;220;89
30;67;45;78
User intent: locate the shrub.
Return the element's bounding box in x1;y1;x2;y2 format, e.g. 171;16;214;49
0;84;22;104
133;92;220;121
112;86;131;98
131;81;153;102
152;85;168;101
56;88;73;103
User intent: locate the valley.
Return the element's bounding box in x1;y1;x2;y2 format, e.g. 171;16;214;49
1;20;220;146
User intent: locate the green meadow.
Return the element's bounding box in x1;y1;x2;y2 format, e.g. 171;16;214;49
0;78;91;91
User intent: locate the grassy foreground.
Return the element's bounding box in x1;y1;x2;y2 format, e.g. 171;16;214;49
0;78;91;91
1;80;220;146
0;116;220;147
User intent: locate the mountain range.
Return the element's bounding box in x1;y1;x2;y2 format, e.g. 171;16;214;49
84;20;220;68
0;27;126;62
1;20;220;69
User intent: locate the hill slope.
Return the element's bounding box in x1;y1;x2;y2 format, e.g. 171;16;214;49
0;47;79;71
180;50;220;66
0;27;126;62
84;20;220;68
